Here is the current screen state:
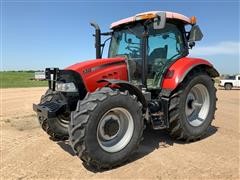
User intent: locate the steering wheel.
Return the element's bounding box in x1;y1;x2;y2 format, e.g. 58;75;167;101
125;46;140;58
126;45;140;51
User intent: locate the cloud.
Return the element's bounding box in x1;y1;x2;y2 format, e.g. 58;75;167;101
189;41;240;56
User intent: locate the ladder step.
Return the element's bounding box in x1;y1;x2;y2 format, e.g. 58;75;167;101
151;117;167;130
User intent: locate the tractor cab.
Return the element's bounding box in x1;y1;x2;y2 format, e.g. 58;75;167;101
93;11;203;90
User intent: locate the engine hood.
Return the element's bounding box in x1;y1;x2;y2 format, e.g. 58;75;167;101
65;57;125;73
65;57;128;92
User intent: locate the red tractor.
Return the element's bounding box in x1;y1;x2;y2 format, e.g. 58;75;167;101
33;11;219;169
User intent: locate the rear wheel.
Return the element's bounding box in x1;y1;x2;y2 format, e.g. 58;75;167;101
168;71;216;141
38;90;69;140
224;83;232;90
69;87;143;169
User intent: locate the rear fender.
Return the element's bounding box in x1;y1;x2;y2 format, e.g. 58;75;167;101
98;79;147;112
161;57;219;96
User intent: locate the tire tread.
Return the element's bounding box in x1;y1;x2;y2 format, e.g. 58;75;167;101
168;70;217;141
69;87;143;169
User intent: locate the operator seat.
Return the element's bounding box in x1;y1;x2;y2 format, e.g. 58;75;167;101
148;45;168;64
148;45;168;78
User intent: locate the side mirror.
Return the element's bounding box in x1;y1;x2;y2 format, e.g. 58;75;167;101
189;41;195;49
189;25;203;42
153;12;166;29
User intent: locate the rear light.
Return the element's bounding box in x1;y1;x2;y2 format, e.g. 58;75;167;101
191;16;197;24
164;70;175;79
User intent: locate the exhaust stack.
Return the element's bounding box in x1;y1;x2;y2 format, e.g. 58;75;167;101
90;22;101;59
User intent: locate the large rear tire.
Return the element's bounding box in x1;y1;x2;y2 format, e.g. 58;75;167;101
69;87;143;169
38;90;69;140
168;71;217;141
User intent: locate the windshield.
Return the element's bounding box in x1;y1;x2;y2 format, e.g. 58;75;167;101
109;23;144;85
109;23;144;58
109;22;187;88
109;23;186;60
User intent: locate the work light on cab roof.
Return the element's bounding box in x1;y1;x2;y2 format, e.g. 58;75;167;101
110;11;197;29
33;10;219;170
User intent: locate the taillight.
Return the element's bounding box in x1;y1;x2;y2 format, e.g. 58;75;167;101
164;70;175;79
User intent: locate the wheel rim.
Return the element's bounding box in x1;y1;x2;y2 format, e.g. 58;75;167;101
185;84;210;127
57;113;70;128
97;107;134;153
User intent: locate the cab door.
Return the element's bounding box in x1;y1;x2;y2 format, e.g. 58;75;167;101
147;23;187;88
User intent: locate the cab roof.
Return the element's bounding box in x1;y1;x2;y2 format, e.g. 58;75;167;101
110;11;195;29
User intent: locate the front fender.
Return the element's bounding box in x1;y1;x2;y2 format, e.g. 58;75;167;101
98;79;147;112
162;57;219;91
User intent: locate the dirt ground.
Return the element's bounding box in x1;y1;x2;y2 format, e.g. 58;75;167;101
0;87;239;179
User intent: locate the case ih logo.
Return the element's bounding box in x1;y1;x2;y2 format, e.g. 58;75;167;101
83;68;91;74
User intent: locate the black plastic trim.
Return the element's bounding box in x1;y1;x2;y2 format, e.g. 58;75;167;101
33;101;66;119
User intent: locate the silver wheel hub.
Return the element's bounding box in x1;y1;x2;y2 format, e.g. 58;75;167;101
97;107;134;153
185;84;210;127
98;114;120;141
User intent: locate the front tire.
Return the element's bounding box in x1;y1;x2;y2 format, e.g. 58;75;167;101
168;71;217;141
38;90;69;140
69;88;143;169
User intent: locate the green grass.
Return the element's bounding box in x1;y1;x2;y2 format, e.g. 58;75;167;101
0;71;48;88
0;71;221;88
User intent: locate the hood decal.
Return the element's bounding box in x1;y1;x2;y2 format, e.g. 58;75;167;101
82;61;125;75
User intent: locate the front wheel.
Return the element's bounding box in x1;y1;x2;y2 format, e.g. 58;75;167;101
168;71;217;141
38;90;69;140
69;88;143;169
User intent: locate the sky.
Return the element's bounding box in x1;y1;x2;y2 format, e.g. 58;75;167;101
1;0;240;74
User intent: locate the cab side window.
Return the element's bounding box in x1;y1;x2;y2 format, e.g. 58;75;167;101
147;23;186;87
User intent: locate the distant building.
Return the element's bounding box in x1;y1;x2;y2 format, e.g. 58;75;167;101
34;71;45;80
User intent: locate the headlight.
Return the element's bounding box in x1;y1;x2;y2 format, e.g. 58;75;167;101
56;82;78;92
